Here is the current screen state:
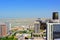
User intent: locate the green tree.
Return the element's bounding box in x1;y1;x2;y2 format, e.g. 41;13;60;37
13;38;18;40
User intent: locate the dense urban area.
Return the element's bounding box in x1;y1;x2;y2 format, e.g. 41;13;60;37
0;12;60;40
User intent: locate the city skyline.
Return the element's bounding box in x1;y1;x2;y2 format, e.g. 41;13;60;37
0;0;60;18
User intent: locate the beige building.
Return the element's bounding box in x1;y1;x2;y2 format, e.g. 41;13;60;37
11;26;24;31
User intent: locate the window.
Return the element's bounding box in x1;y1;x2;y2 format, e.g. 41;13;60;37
53;24;60;40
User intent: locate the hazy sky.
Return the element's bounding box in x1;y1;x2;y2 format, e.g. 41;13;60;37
0;0;60;18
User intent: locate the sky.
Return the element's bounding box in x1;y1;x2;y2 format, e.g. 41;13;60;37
0;0;60;18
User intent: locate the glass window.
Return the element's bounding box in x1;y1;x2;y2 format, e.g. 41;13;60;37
53;24;60;40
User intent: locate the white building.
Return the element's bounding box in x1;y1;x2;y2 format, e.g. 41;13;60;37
34;21;40;33
5;22;12;35
47;23;60;40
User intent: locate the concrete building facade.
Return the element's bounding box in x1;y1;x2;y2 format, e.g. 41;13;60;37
0;24;7;37
34;21;40;33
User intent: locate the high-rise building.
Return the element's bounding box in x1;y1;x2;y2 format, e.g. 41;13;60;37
52;12;59;20
0;24;7;37
5;22;11;34
47;23;60;40
0;22;11;37
49;12;59;23
34;21;40;33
